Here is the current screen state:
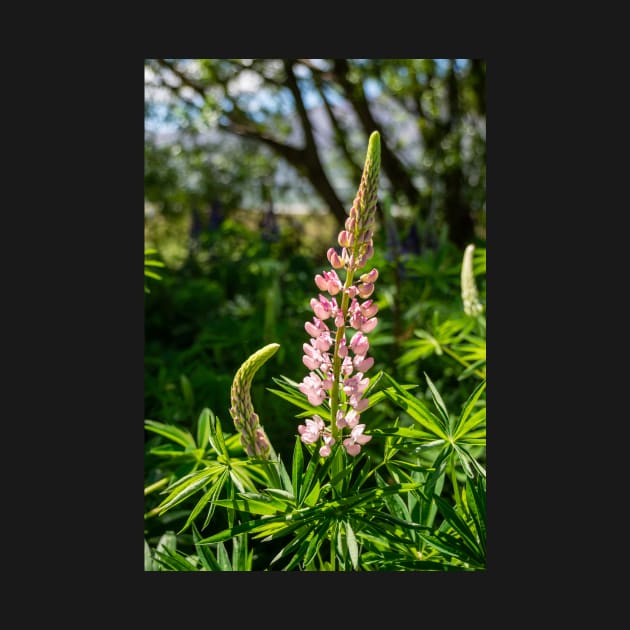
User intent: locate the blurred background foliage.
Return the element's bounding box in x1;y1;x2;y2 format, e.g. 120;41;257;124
144;58;486;546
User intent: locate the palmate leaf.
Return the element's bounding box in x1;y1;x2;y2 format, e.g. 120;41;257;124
198;481;424;546
381;373;449;439
453;380;486;440
180;468;230;533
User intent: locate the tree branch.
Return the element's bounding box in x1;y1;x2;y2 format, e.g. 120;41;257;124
332;59;423;211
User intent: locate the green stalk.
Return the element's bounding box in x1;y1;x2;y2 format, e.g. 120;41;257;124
329;268;355;442
144;477;169;496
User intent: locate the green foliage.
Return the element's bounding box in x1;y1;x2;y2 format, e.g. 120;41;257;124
144;108;486;570
144;248;165;293
144;218;487;570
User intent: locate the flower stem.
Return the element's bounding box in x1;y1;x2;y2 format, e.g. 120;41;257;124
329;268;355;442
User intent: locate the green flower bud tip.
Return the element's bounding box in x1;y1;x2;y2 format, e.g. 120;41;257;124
461;244;483;317
229;343;280;459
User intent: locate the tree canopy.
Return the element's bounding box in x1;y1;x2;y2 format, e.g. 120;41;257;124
145;58;485;250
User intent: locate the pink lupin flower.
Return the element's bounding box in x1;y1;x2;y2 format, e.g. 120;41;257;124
349;331;370;355
343;372;370;401
360;269;379;284
343;424;372;456
353;355;374;372
319;433;335;457
360;300;379;319
302;341;326;371
298;415;325;445
337;337;348;358
296;131;381;458
305;317;329;338
327;248;343;269
314;270;343;295
360;317;378;334
299;373;327;406
340;355;354;376
310;295;335;320
337;407;361;430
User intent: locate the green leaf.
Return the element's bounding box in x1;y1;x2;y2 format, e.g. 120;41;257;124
157;468;220;514
192;523;222;571
213;493;287;516
424;372;450;427
144;258;166;268
455;443;486;478
154;548;198;571
415;330;443;354
454;380;486;435
381;374;449;439
303;480;321;507
275;453;293;494
345;520;359;570
453;407;486;442
216;542;232;571
433;494;481;553
144;539;158;571
267;387;327;416
180;374;194;410
207;410;230;458
292;436;304;501
181;469;229;533
303;520;329;567
457;359;486;381
145;420;196;449
156;531;176;556
297;445;325;506
196;408;211;449
232;534;249;571
370;426;446;442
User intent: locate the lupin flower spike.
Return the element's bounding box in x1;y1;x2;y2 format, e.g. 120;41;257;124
229;343;280;459
461;244;484;317
297;131;381;458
